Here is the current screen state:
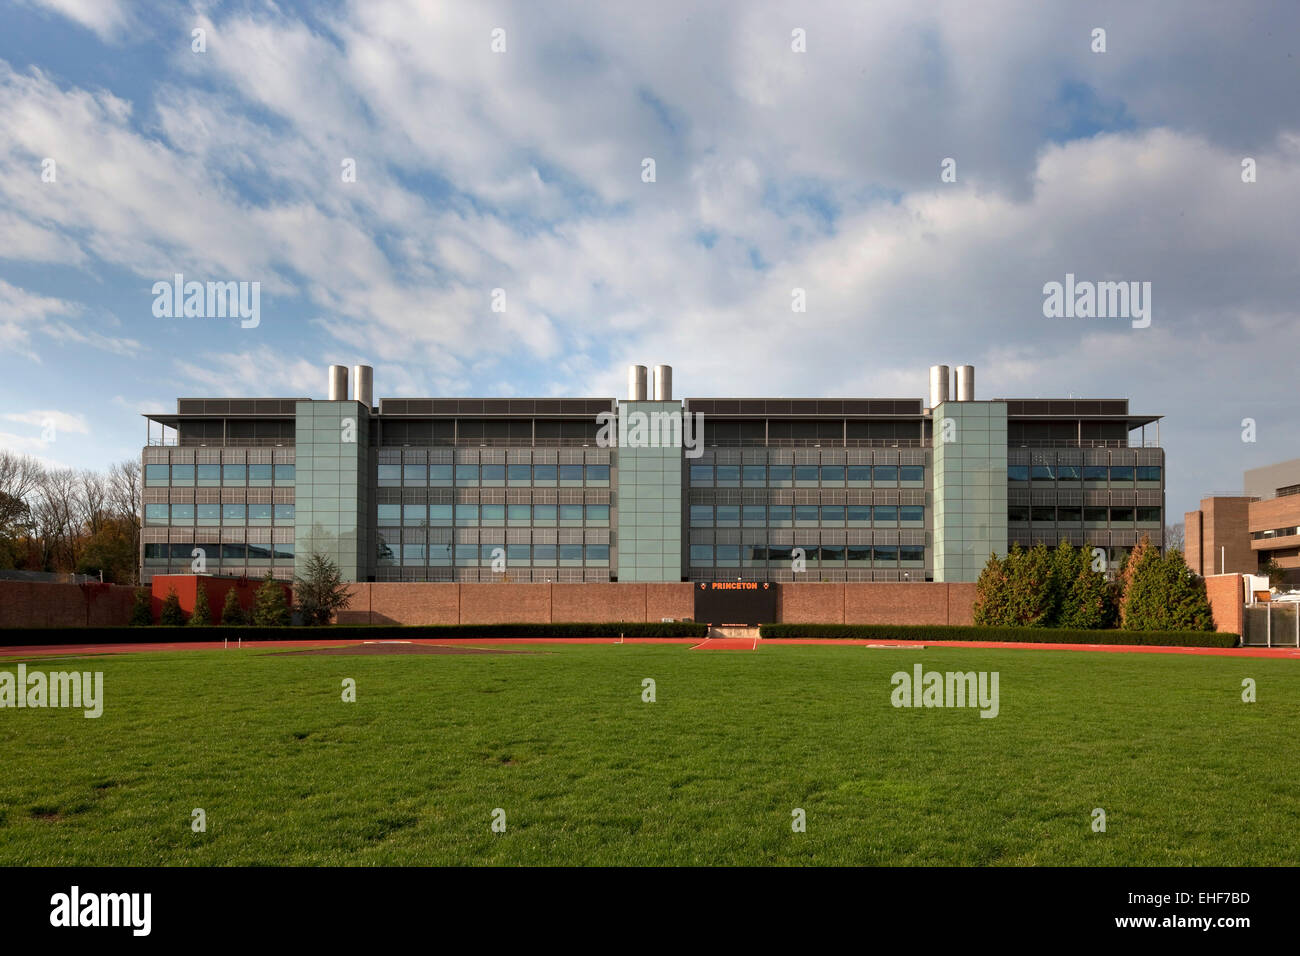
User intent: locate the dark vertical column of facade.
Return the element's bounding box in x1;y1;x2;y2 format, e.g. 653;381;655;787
295;400;370;581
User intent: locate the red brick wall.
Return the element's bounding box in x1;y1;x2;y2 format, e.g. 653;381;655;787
778;583;844;623
646;583;695;621
0;581;136;628
1204;573;1244;635
460;582;552;624
552;583;645;622
151;575;290;623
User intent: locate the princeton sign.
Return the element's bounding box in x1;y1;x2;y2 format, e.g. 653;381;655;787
693;581;777;624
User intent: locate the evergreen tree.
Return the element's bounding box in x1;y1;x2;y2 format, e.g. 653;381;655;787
129;587;153;626
1122;547;1214;631
159;588;188;626
1118;534;1155;627
293;552;352;626
1004;543;1055;627
251;574;291;627
220;588;246;626
972;552;1010;626
189;581;211;625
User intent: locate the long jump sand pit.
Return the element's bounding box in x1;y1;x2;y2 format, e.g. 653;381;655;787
274;642;540;656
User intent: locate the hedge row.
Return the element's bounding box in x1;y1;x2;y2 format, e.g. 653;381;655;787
758;623;1239;648
2;622;708;645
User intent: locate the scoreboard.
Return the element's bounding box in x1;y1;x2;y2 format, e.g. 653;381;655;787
693;581;777;624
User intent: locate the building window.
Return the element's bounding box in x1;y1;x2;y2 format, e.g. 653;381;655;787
873;506;898;524
794;505;819;526
821;465;845;484
429;505;453;525
1136;466;1161;482
508;464;531;483
171;464;195;486
847;465;872;484
274;464;295;484
1008;465;1030;482
508;504;531;523
821;506;845;525
690;465;713;486
429;464;453;486
378;465;402;486
378;504;400;524
404;505;428;526
899;465;924;484
1031;506;1055;523
715;545;740;566
248;504;272;525
197;504;220;526
533;465;558;484
455;464;479;484
1136;507;1161;524
248;464;272;486
1083;466;1108;482
1109;466;1135;483
558;464;584;485
145;464;169;486
1031;465;1055;481
222;504;245;522
794;465;819;484
197;464;221;486
715;465;740;486
170;503;195;524
455;504;478;525
743;465;766;484
533;504;557;523
873;465;898;484
690;544;713;564
1057;465;1081;481
769;506;792;527
144;503;168;525
769;466;793;487
403;464;427;485
481;465;506;485
222;464;246;485
742;505;766;526
1008;505;1030;523
715;505;740;527
586;504;610;523
480;504;505;525
900;505;924;524
847;505;872;525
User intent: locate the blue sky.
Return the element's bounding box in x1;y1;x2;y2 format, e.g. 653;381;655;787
1;0;1299;519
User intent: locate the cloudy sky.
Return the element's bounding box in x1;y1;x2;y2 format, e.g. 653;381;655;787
0;0;1297;518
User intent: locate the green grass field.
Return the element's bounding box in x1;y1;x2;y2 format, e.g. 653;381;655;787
1;643;1296;866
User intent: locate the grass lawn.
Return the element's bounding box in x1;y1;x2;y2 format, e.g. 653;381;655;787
0;643;1296;866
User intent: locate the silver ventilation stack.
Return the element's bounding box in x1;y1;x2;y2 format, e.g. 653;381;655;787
652;364;672;401
627;365;648;401
353;364;374;409
327;365;348;401
928;365;950;409
955;365;975;402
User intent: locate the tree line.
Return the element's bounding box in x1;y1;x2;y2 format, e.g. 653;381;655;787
0;450;141;584
973;537;1215;631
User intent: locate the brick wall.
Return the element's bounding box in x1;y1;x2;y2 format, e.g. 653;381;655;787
0;581;136;628
1204;573;1244;635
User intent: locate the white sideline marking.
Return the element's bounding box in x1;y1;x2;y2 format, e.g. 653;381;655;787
866;644;925;649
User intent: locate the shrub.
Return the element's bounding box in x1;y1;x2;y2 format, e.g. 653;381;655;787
158;589;187;626
1122;547;1214;631
758;622;1235;648
129;587;153;626
220;589;246;626
189;581;211;626
250;574;291;627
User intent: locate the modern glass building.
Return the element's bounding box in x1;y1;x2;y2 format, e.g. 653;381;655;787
140;363;1164;584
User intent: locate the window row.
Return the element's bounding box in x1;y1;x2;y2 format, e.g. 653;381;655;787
378;503;609;526
690;504;924;527
1251;525;1300;540
145;464;295;486
1007;506;1162;524
143;542;295;561
378;542;610;567
378;463;609;487
1008;465;1161;483
145;504;296;525
691;464;924;486
690;544;926;565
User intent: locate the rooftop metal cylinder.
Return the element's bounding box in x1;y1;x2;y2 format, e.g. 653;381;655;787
928;365;950;409
628;365;648;401
327;365;348;401
956;365;975;402
652;364;672;402
353;364;374;408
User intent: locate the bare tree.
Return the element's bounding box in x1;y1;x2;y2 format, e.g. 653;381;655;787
108;459;141;524
0;450;43;531
1165;522;1185;552
32;468;82;572
78;470;109;537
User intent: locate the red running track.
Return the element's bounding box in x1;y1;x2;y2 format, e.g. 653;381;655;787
0;636;1296;658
